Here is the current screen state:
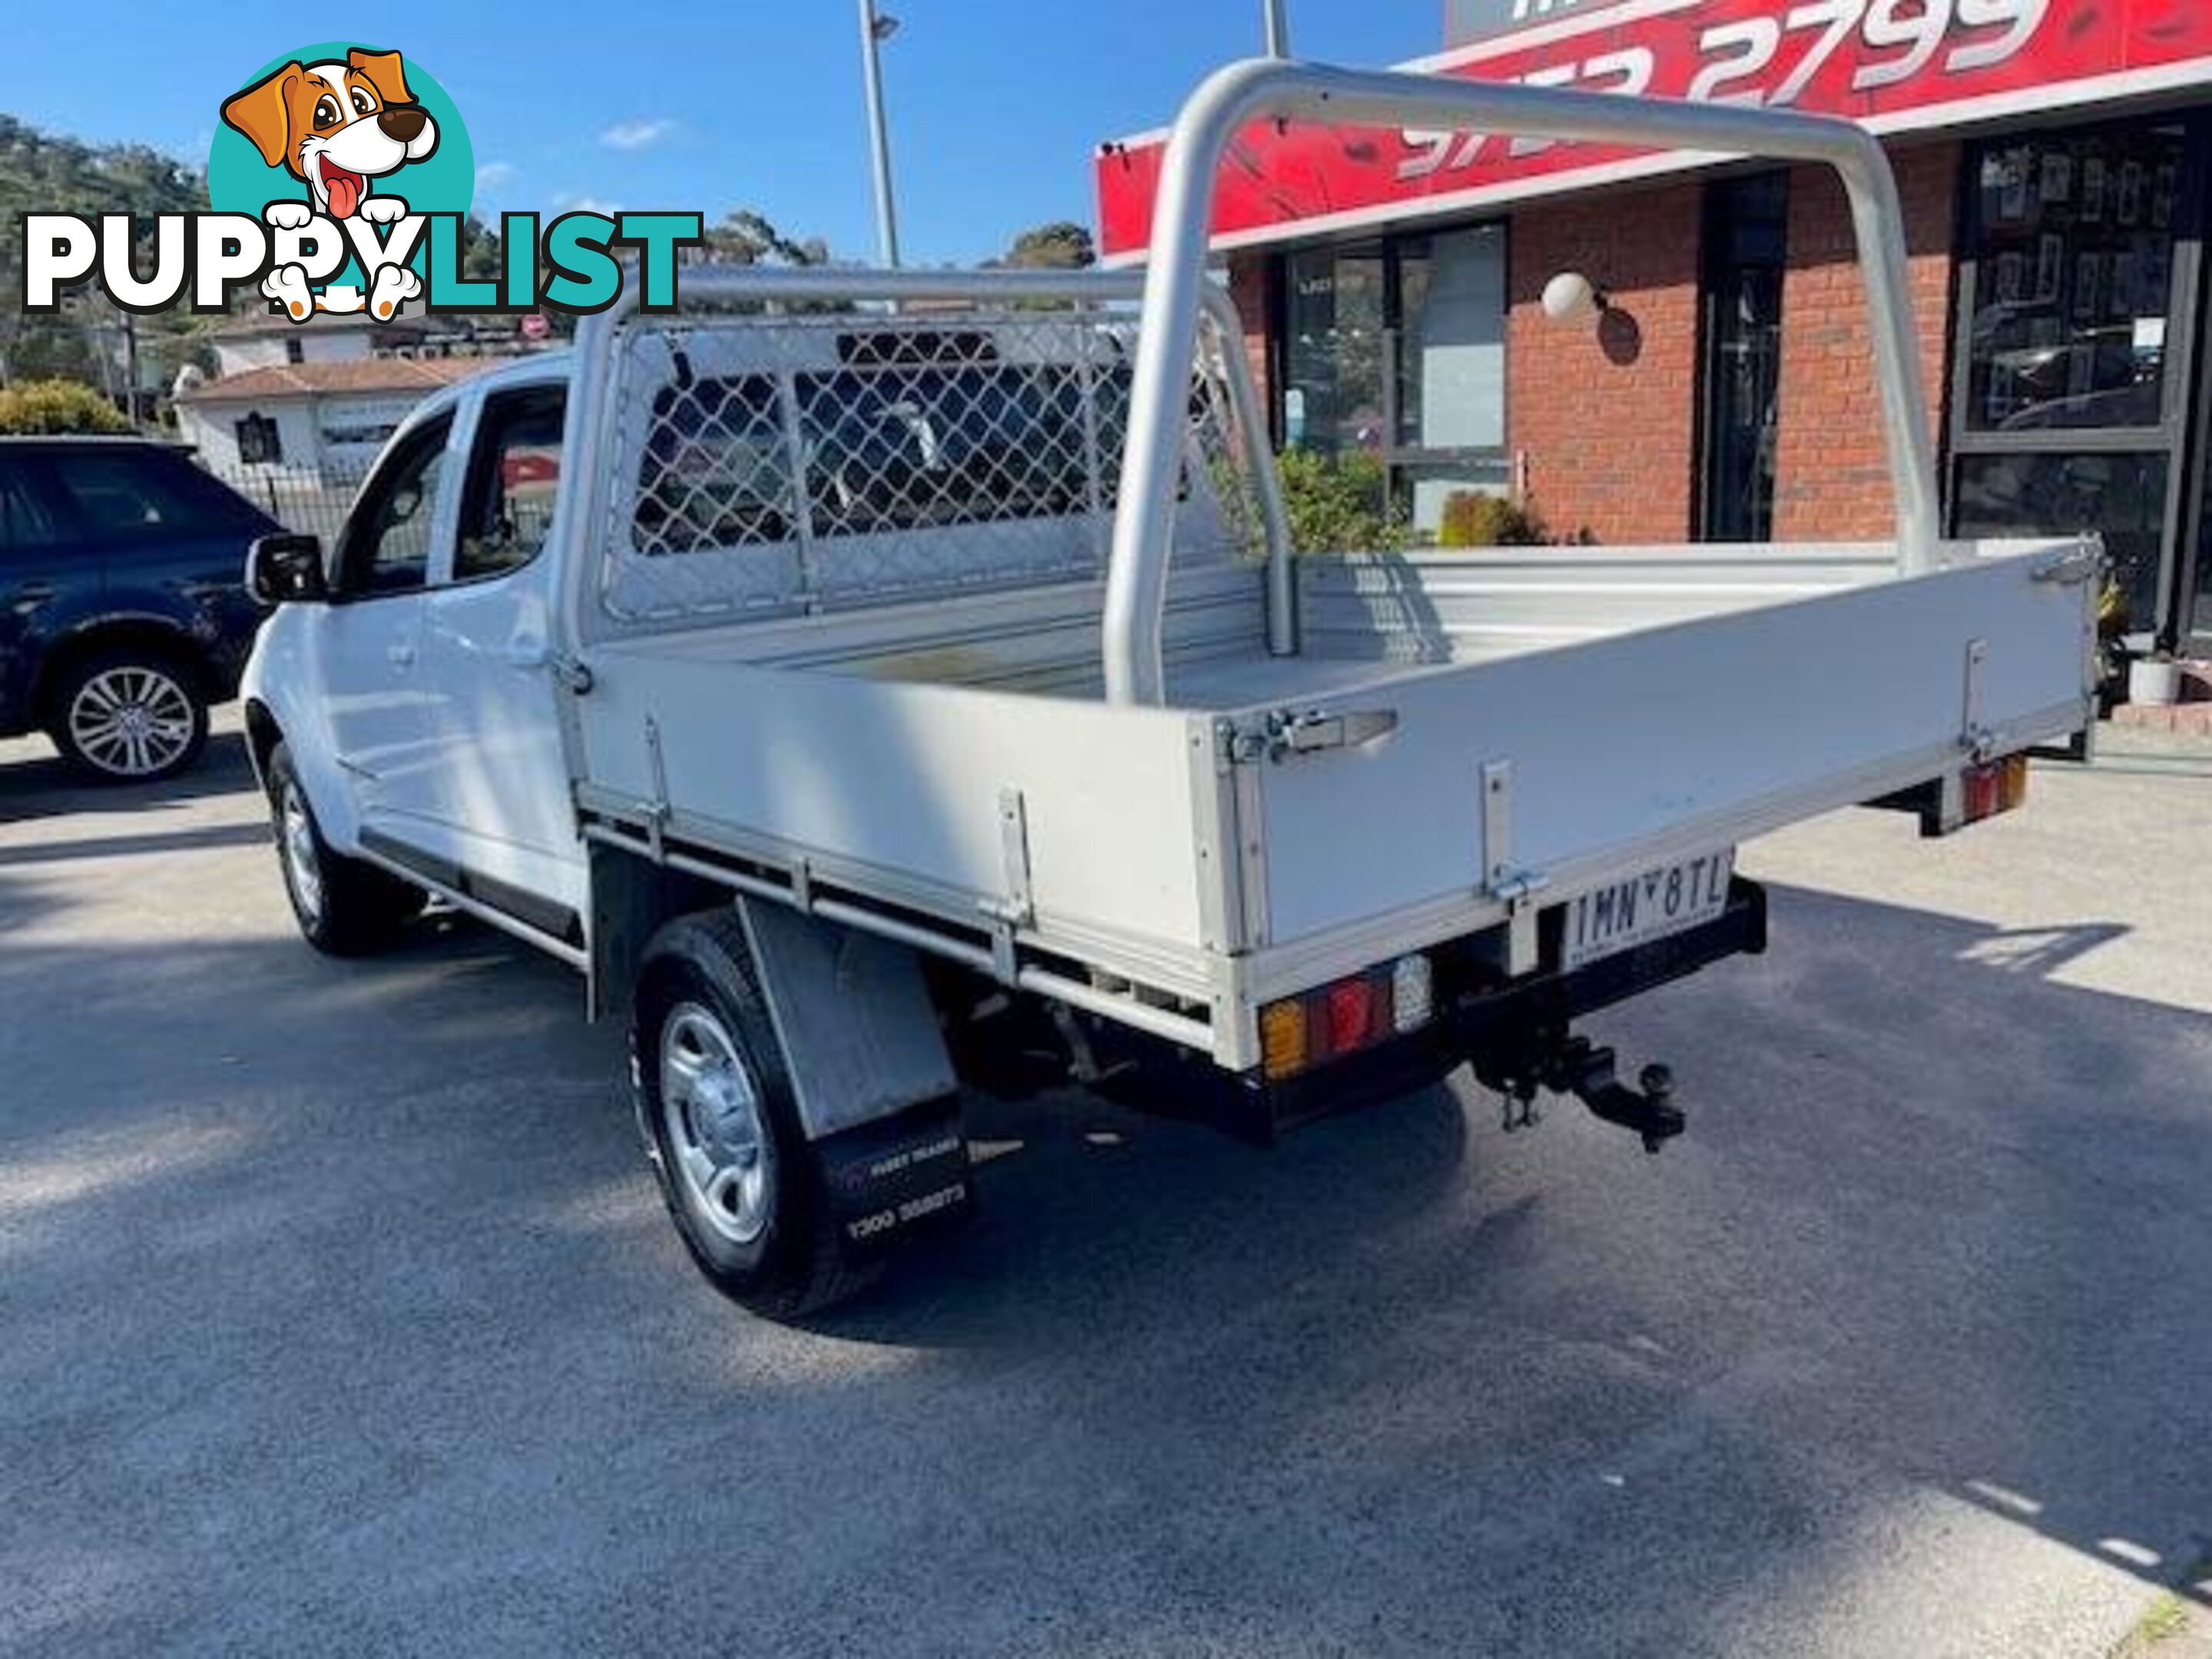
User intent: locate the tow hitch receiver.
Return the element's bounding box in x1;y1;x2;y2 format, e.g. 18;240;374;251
1478;1035;1686;1154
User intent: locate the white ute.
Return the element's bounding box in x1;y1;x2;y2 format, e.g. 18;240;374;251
242;61;2099;1316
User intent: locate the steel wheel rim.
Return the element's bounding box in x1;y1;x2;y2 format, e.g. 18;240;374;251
280;784;324;925
660;1002;773;1246
68;666;194;778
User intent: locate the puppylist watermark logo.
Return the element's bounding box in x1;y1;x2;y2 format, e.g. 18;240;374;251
19;41;702;324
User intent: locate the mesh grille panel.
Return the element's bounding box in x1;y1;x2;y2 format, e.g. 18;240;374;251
600;304;1260;625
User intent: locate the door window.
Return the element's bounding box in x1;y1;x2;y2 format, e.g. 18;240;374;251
1280;229;1512;538
1284;247;1386;456
457;386;565;581
0;462;62;555
1955;452;2171;631
1950;115;2206;643
1963;127;2187;434
336;417;450;598
47;449;230;542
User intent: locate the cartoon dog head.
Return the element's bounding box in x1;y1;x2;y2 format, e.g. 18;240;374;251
220;48;438;220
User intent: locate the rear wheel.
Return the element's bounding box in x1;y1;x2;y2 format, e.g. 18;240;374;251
633;911;876;1319
265;741;424;955
49;651;207;783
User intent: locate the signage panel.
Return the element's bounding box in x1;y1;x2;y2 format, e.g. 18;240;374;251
1097;0;2212;260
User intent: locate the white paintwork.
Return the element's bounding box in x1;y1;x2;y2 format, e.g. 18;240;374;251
410;365;588;916
246;357;585;922
1247;549;2091;948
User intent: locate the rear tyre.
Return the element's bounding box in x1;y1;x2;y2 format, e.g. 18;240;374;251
633;910;876;1319
265;741;425;956
49;649;207;783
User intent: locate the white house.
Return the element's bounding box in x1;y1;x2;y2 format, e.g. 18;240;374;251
171;313;506;533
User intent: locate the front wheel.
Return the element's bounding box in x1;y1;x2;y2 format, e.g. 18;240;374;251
50;651;207;783
265;741;424;955
633;911;876;1319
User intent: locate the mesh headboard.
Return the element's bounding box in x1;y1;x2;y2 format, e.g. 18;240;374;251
596;303;1263;632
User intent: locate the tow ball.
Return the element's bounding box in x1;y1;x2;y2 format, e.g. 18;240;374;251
1479;1035;1686;1154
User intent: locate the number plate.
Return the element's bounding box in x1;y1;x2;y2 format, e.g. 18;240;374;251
1561;848;1737;972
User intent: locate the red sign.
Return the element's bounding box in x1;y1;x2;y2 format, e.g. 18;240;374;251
1095;0;2212;260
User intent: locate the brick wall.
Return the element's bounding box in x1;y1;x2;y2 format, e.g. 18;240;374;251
1226;254;1274;432
1228;141;1960;548
1771;143;1959;541
1505;183;1705;544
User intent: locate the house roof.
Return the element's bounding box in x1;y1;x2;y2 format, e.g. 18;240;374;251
212;308;390;336
176;356;491;402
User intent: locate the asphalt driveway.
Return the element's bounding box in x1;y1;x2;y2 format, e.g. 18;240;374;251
2;718;2208;1656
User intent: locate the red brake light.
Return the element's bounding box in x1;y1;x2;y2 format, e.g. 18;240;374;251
1962;753;2030;824
1325;978;1377;1054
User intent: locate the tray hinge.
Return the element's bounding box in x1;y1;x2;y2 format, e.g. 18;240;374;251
1481;759;1549;979
642;715;671;862
1961;637;1995;762
980;786;1035;985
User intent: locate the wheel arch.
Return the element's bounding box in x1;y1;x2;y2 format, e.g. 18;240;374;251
31;617;211;729
242;697;284;790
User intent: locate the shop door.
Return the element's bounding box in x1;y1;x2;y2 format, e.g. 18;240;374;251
1698;172;1790;542
1949;118;2207;649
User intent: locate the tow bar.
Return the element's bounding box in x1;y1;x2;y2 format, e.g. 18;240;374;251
1478;1035;1686;1154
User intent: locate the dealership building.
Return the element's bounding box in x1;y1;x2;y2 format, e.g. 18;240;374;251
1095;0;2212;654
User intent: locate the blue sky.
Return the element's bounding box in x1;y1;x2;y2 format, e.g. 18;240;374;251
5;2;1439;264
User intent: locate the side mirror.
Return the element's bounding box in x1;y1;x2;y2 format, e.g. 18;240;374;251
247;532;328;606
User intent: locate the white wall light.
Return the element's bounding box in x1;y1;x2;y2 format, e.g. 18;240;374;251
1541;270;1611;324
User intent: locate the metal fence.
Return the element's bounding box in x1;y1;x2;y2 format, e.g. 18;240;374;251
197;460;369;545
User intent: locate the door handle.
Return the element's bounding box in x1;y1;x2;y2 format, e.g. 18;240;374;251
387;642;416;667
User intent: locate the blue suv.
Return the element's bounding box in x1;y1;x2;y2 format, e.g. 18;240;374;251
0;438;280;782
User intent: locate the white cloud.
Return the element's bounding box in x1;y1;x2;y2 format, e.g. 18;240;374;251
601;118;674;151
475;161;518;190
554;192;619;217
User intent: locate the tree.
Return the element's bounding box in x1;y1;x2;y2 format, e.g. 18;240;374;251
997;221;1096;270
0;114;225;395
460;213;505;286
0;378;131;434
703;210;826;267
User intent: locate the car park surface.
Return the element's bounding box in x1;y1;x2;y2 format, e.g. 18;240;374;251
2;718;2207;1656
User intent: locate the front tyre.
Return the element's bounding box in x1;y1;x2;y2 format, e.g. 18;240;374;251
265;741;424;955
633;911;875;1319
50;651;207;783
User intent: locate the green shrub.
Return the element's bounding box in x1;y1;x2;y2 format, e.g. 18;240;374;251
0;379;131;435
1436;490;1552;548
1276;447;1409;554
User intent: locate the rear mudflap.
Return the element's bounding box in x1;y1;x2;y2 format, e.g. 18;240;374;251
813;1094;974;1262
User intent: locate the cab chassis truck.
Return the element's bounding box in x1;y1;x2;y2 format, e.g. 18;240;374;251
240;61;2100;1316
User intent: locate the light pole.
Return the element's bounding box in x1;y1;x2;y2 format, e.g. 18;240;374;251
1263;0;1290;55
858;0;902;268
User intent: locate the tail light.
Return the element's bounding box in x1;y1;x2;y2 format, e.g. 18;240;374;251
1260;953;1433;1082
1961;753;2029;825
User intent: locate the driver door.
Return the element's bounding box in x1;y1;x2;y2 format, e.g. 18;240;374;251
315;412;455;839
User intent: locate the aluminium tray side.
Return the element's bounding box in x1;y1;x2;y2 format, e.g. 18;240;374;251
1240;542;2095;954
574;647;1231;993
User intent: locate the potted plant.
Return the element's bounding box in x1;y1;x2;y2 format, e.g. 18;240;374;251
2128;648;2184;708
